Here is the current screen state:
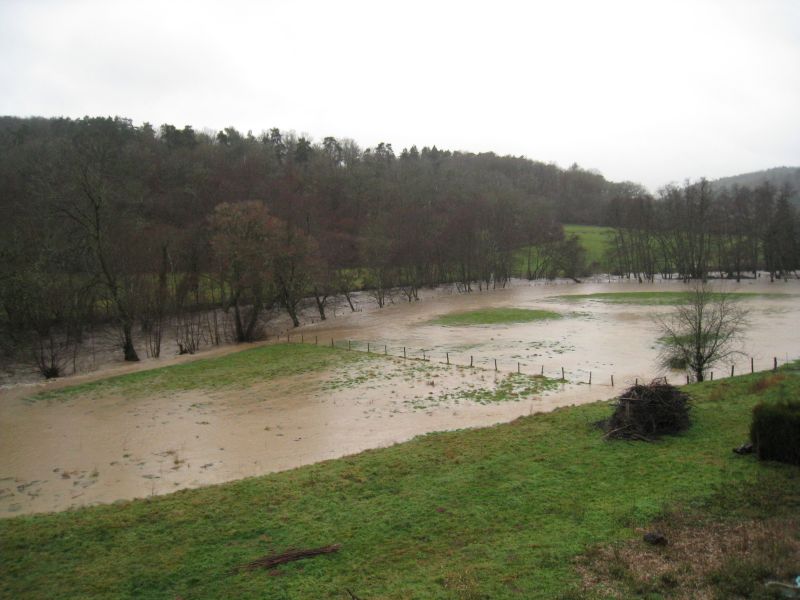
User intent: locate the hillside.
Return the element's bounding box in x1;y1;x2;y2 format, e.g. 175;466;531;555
712;166;800;205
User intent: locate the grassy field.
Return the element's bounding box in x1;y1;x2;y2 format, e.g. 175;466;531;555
32;343;366;401
3;347;798;599
430;308;562;326
514;225;615;277
552;291;790;305
563;224;615;269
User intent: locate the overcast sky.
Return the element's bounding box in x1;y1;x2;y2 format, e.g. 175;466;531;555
1;0;798;190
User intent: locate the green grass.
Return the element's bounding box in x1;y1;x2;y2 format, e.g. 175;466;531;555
552;291;790;305
429;307;562;326
3;357;799;599
514;224;615;276
564;224;615;268
31;344;367;401
435;372;558;405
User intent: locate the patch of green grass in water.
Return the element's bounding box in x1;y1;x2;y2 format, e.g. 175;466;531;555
403;372;559;410
430;307;562;326
3;364;800;599
552;291;790;305
438;372;558;405
31;344;368;401
321;359;446;392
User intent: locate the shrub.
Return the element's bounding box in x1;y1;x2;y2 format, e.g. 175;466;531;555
603;379;691;441
750;401;800;466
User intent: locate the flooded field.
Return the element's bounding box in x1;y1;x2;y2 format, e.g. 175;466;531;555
311;279;800;384
1;278;798;517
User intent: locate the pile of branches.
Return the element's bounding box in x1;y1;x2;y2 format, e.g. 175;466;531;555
602;378;691;441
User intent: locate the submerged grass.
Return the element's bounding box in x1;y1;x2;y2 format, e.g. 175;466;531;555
552;291;791;305
3;354;799;598
436;372;558;405
31;343;367;401
430;307;562;326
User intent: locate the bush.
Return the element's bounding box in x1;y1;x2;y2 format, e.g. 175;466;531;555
603;379;691;441
750;401;800;466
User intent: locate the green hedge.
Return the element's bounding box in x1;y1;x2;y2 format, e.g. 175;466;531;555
750;401;800;466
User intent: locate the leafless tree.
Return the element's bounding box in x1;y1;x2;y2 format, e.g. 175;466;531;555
656;284;748;382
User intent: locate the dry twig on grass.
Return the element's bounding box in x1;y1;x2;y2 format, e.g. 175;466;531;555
239;544;341;572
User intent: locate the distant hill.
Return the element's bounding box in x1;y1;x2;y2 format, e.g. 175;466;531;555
711;166;800;206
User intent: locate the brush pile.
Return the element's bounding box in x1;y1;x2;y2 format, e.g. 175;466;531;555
603;378;691;441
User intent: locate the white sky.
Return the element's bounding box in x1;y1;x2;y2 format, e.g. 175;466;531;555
1;0;798;190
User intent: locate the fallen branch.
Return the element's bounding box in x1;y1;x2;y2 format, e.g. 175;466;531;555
240;544;341;572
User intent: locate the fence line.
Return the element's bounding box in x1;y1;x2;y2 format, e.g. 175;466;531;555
281;333;795;388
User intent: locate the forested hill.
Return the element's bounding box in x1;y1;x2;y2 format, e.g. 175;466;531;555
0;115;640;372
712;166;800;206
1;115;798;377
0;115;635;227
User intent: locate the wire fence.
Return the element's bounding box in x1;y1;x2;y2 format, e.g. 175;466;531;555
281;332;796;388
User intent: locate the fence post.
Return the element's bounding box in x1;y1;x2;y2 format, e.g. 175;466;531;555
403;347;406;359
348;340;351;350
731;364;734;377
611;374;614;387
315;336;318;345
589;371;592;385
446;352;449;365
561;367;565;380
774;357;778;371
287;334;290;343
541;365;544;376
301;335;304;343
517;362;520;374
494;359;498;372
367;342;370;353
686;374;690;384
384;345;387;355
331;338;334;348
751;357;754;373
711;371;714;381
470;356;473;368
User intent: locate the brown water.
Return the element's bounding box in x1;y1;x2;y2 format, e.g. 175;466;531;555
1;279;798;517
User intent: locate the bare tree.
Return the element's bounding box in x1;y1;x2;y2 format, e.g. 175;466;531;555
656;284;748;382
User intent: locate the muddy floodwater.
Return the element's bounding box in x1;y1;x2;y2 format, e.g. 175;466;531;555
1;279;798;516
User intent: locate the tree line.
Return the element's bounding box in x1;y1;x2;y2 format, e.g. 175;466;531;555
1;116;796;379
605;178;800;282
0;116;622;377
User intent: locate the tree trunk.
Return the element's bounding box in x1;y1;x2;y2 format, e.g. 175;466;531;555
233;299;246;343
314;291;327;320
287;307;300;328
122;321;139;361
243;298;264;341
344;292;356;312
